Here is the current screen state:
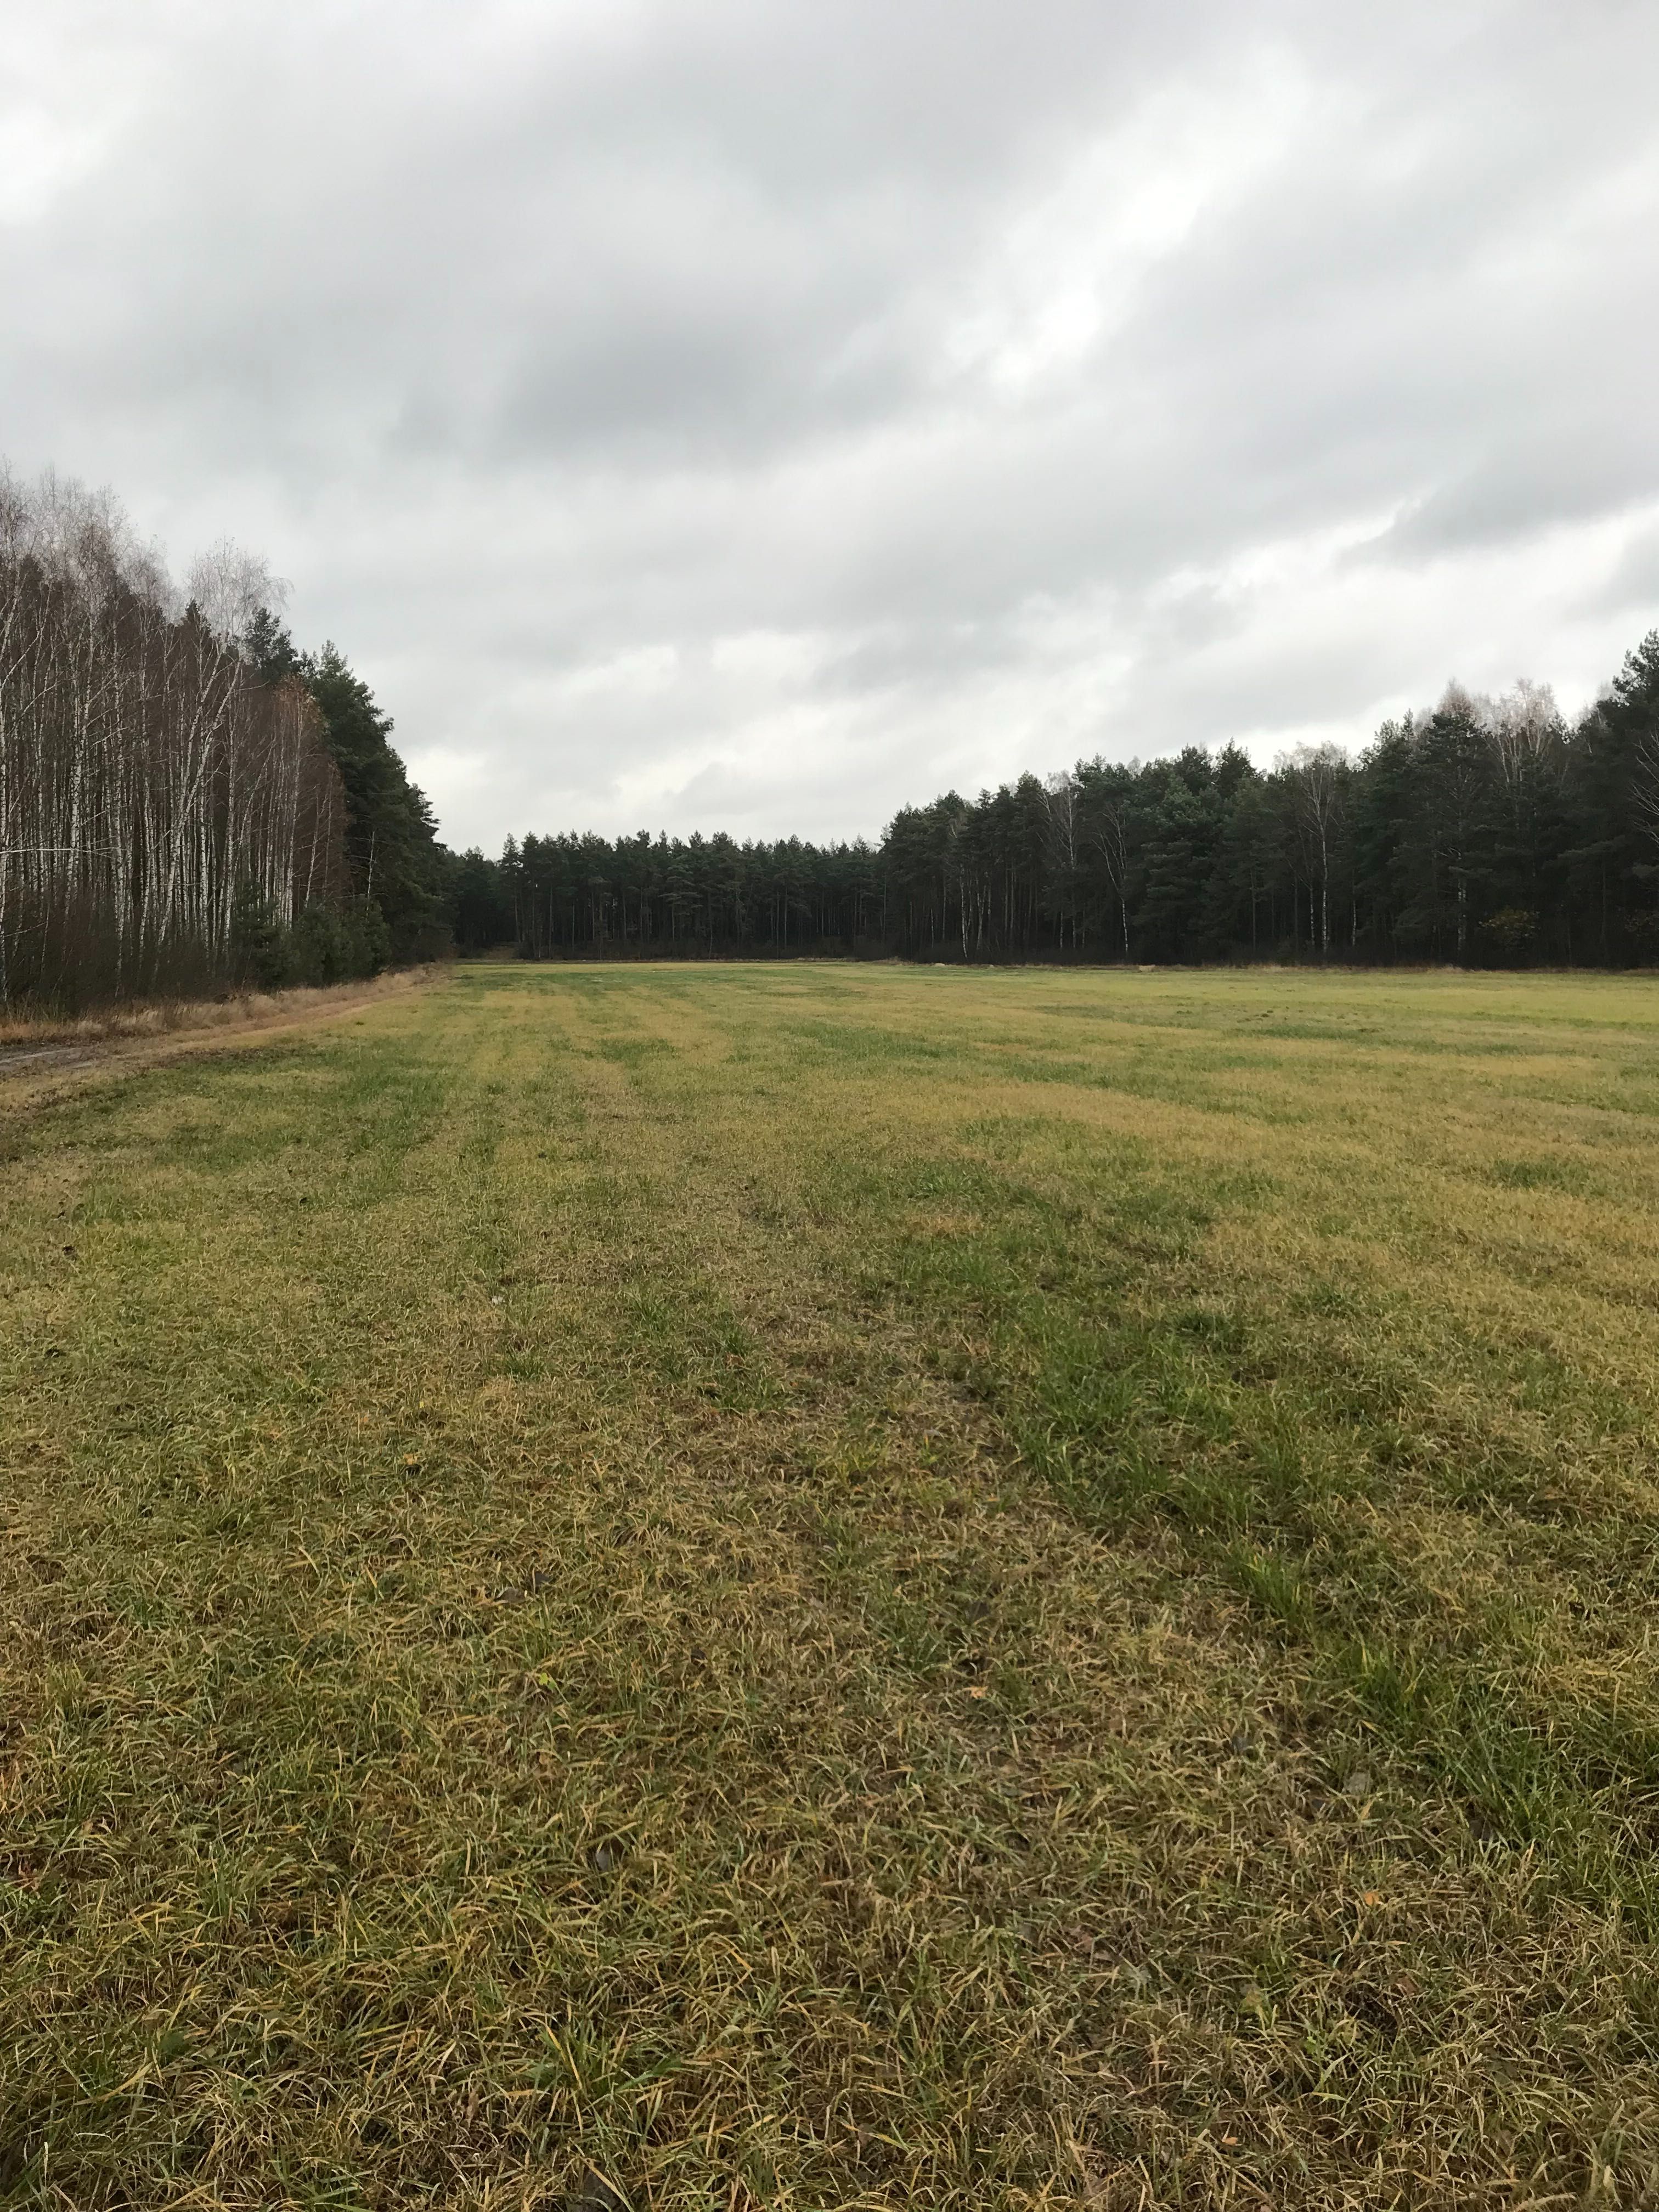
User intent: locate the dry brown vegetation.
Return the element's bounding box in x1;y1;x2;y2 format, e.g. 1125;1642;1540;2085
0;970;433;1081
3;963;1659;2209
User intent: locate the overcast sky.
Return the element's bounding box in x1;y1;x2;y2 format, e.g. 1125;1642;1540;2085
4;2;1658;850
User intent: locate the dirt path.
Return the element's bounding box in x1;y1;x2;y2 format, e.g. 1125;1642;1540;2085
0;1041;104;1076
0;967;436;1103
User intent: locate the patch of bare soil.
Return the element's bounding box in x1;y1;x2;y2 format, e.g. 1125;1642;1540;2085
0;968;436;1101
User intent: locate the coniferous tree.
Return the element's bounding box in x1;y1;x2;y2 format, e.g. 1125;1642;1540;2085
302;644;451;963
469;633;1659;973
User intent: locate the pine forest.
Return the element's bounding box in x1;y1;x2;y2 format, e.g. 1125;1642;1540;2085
5;464;1659;1008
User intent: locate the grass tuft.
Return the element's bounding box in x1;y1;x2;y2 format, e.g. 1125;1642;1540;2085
4;963;1659;2205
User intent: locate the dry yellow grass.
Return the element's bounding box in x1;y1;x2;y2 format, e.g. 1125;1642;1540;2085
0;968;435;1051
3;961;1659;2209
0;971;434;1104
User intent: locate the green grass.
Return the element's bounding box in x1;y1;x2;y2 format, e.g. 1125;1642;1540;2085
5;963;1659;2208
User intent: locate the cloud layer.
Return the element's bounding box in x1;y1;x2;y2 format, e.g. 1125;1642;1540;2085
4;0;1658;847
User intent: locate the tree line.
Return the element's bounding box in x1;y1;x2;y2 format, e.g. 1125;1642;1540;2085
8;456;1657;1002
458;630;1659;968
0;467;449;1008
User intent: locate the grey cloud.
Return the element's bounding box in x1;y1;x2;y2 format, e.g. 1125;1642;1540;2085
1584;523;1659;620
1383;434;1659;560
2;0;1657;851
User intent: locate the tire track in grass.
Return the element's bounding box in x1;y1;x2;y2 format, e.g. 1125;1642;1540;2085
6;966;1659;2207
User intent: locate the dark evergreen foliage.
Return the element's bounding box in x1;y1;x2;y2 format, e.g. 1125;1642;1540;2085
244;611;460;970
462;631;1659;968
451;847;519;951
297;642;452;964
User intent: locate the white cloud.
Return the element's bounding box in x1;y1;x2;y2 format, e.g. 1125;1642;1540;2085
943;52;1314;400
2;0;1656;850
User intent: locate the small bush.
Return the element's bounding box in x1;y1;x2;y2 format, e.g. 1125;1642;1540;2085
232;890;391;990
229;883;294;989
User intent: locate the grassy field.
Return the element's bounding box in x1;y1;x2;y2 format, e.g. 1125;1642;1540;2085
5;963;1659;2211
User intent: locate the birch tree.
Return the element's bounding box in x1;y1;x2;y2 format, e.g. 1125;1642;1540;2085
0;467;349;1007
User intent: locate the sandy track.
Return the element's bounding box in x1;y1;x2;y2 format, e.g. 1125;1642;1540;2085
0;968;436;1103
